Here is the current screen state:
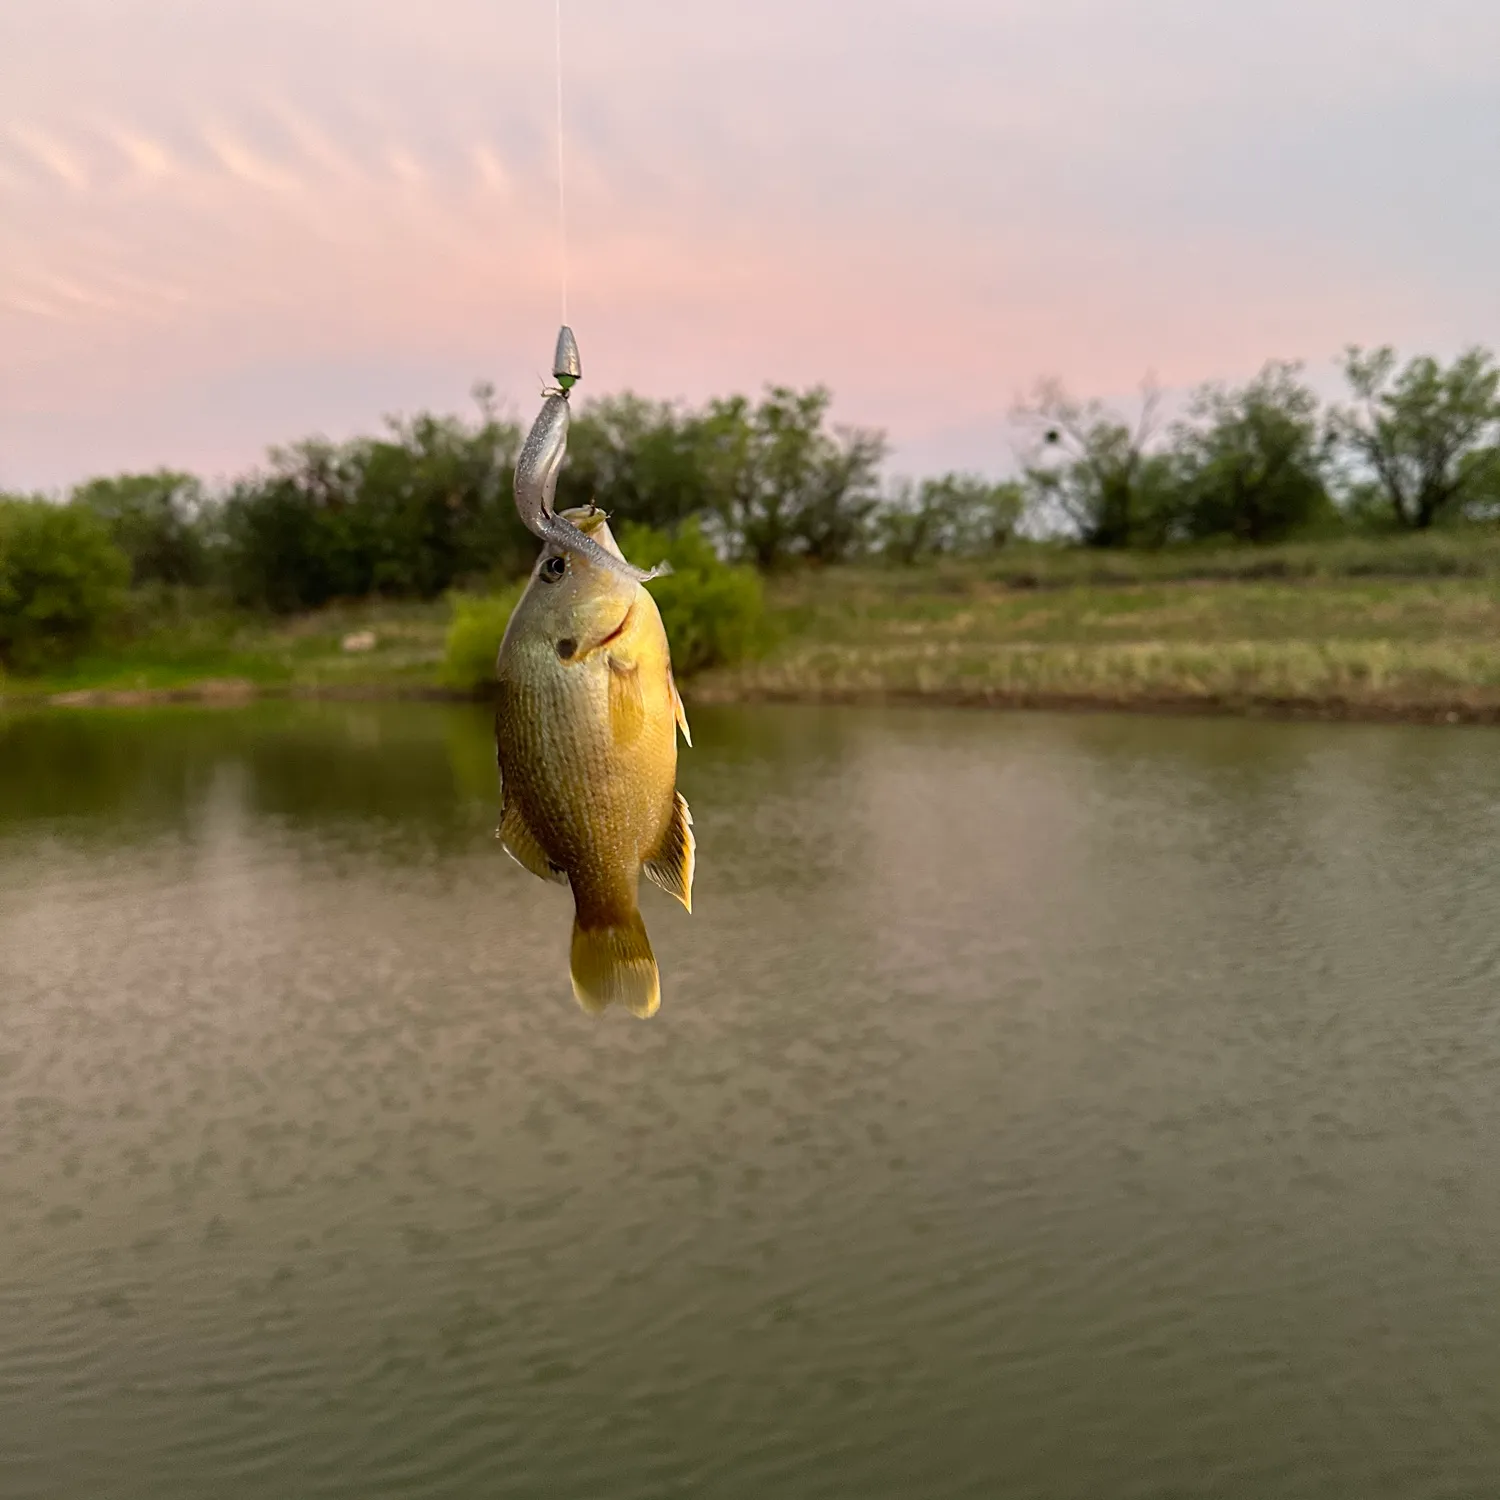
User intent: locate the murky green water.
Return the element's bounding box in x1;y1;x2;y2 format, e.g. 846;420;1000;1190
3;701;1500;1499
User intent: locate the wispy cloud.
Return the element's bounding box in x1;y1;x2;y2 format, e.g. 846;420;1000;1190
7;123;90;190
2;290;70;322
109;127;176;182
1;0;1497;489
472;144;511;196
201;126;302;195
30;272;132;315
386;147;424;187
267;102;362;183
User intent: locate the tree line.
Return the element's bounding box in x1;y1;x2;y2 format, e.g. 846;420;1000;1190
4;343;1500;668
1020;347;1500;549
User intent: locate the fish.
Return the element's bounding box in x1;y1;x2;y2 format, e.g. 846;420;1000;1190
494;505;694;1019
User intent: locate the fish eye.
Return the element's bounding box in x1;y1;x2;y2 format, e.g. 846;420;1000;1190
541;555;567;582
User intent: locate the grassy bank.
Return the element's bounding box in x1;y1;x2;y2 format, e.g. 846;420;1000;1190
695;567;1500;721
972;529;1500;588
5;535;1500;722
697;534;1500;719
0;597;456;703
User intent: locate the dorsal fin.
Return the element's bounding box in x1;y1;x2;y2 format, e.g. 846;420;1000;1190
498;799;567;884
643;792;695;913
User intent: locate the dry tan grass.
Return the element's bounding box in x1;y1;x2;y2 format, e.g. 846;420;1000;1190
699;566;1500;718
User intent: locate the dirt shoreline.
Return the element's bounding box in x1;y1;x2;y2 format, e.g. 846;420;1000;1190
4;676;1499;726
685;682;1500;726
1;680;462;710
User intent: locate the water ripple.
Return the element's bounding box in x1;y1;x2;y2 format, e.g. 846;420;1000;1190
4;704;1500;1500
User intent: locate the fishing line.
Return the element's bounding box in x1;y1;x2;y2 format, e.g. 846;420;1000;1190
554;0;569;325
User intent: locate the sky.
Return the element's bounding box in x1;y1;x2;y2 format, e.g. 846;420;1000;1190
2;0;1499;491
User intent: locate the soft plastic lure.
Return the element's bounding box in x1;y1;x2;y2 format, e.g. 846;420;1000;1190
513;326;666;583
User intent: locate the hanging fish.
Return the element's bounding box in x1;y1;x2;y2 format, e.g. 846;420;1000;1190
494;505;693;1018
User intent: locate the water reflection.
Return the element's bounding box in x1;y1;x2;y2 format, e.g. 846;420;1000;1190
2;702;1500;1500
0;704;500;864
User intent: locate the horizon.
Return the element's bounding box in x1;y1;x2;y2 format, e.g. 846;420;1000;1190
3;0;1498;492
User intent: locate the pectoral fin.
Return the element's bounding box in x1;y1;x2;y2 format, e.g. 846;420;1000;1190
608;654;645;747
670;672;692;748
643;792;695;913
498;800;567;885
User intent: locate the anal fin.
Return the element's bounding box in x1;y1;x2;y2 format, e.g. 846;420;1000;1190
498;800;567;884
643;792;695;913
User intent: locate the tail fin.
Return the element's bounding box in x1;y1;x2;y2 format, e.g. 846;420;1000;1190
570;907;660;1019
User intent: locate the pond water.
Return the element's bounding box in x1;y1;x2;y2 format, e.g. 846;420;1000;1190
3;701;1500;1500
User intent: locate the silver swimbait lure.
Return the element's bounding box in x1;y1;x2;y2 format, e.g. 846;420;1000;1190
513;326;666;583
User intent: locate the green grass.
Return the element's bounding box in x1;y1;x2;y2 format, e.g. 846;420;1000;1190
0;596;453;701
6;536;1500;720
695;559;1500;717
973;529;1500;588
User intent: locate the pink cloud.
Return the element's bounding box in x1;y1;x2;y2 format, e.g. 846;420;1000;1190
1;0;1497;489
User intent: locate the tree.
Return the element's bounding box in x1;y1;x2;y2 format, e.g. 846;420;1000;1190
696;386;886;567
71;470;211;586
876;474;1025;563
1328;346;1500;529
1014;378;1176;548
0;497;130;669
791;419;888;564
222;439;365;611
554;393;705;533
1173;361;1331;543
221;387;526;611
352;396;527;596
1458;444;1500;520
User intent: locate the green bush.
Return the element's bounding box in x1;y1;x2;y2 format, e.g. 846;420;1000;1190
0;498;130;672
71;470;212;587
618;518;767;674
439;583;524;692
442;521;763;692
